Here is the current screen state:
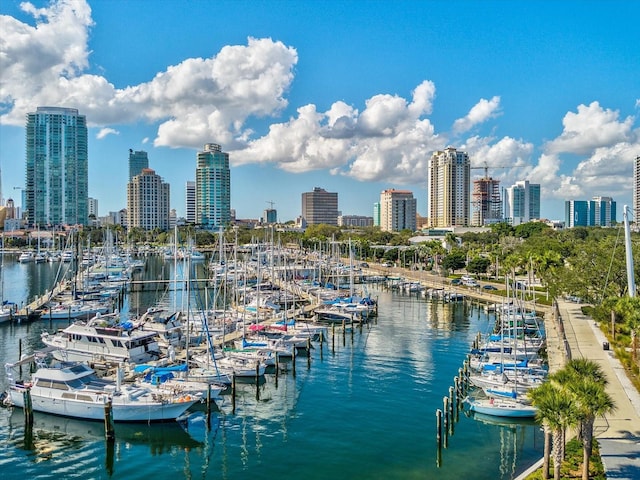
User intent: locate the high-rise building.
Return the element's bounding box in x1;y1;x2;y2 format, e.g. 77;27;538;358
565;200;590;228
504;180;541;226
564;197;616;228
88;197;98;218
301;187;339;225
196;143;231;229
591;196;617;226
127;168;170;230
129;150;149;181
185;181;196;224
379;189;417;232
25;106;88;227
263;208;277;224
634;155;640;221
471;178;502;226
427;147;470;227
373;202;381;227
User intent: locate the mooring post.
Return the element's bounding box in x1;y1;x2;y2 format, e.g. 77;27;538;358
332;323;335;353
232;374;236;414
23;387;33;426
436;408;442;450
292;346;297;377
319;331;324;360
442;397;449;448
103;398;115;442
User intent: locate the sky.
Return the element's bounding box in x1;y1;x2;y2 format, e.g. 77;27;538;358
0;0;639;223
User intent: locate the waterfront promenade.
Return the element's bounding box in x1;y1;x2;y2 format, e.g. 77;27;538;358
554;299;640;479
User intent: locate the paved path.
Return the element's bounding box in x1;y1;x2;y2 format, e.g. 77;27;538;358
555;299;640;479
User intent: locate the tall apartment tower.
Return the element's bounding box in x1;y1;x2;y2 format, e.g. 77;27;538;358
427;147;470;227
185;181;196;224
88;197;98;218
471;178;502;226
634;155;640;221
301;187;339;226
504;180;541;226
127;168;170;230
25;106;88;227
380;189;417;232
128;150;149;181
196;143;231;229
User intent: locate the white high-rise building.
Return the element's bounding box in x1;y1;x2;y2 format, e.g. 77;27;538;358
427;147;470;227
504;180;541;226
634;155;640;222
185;181;196;224
379;189;417;232
127;168;170;230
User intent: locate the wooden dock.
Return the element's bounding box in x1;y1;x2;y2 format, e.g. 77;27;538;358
15;279;71;320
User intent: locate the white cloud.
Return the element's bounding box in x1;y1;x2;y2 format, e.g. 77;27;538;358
96;127;118;139
0;1;298;150
462;135;533;177
636;99;640;108
545;101;634;155
232;81;442;184
452;96;501;134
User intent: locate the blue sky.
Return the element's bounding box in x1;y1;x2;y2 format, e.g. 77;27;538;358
1;0;639;223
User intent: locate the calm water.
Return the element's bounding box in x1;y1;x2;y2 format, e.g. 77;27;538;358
0;256;543;479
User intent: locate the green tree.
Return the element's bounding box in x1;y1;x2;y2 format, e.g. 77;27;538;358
466;256;491;276
441;250;466;273
552;359;615;480
614;296;640;363
529;380;578;480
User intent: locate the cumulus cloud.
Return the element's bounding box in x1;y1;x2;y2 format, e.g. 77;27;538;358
545;101;634;155
232;81;443;183
96;127;118;139
0;1;298;150
462;135;533;178
452;96;501;134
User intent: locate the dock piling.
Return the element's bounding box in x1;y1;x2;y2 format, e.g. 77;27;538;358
103;398;115;442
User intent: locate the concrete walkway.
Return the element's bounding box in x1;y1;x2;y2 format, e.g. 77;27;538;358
554;299;640;479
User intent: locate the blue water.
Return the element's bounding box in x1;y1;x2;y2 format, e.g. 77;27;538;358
0;256;543;479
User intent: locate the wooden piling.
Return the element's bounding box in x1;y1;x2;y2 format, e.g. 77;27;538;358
448;386;455;434
332;323;335;353
22;387;33;426
231;374;236;414
103;398;115;442
206;384;212;415
442;397;449;448
292;346;296;377
256;362;261;400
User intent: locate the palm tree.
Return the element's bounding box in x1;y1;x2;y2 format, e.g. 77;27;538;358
529;381;578;480
552;359;615;480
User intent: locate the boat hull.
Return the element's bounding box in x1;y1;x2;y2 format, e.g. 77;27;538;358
9;385;196;422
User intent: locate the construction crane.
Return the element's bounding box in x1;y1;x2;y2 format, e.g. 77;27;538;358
470;161;515;179
266;200;275;209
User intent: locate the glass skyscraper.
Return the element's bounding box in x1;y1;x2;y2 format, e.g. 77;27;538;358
196;143;231;229
129;150;149;181
25;107;88;227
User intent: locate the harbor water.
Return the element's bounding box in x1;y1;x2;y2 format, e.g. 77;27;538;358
0;255;543;479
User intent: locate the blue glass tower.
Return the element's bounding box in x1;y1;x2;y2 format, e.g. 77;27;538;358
195;143;231;229
25;107;88;227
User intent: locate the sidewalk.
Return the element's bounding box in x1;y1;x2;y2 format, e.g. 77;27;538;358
555;299;640;479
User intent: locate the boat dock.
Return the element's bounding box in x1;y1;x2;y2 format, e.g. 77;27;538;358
14;279;71;320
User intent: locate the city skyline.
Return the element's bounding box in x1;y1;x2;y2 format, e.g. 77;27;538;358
1;0;639;223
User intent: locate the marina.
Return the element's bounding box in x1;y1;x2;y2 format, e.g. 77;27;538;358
0;252;545;479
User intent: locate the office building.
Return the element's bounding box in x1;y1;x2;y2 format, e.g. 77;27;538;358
379;189;417;232
427;147;470;227
196;143;231;229
129;150;149;181
301;187;339;225
263;208;277;224
88;197;98;218
504;180;541;226
25;106;88;227
127;168;170;230
185;181;196;224
373;202;380;227
565;197;616;228
591;196;616;226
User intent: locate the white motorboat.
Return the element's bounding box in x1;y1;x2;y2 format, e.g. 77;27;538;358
4;358;198;422
41;312;162;364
